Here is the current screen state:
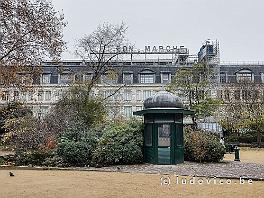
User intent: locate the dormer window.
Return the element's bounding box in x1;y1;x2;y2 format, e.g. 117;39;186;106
161;72;171;84
123;72;133;84
236;69;254;83
102;70;118;84
261;73;264;83
139;69;155;84
60;73;73;84
220;72;227;83
41;73;51;84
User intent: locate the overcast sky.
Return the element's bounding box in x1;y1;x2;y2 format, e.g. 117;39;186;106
52;0;264;62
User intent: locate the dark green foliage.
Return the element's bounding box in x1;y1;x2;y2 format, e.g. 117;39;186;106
184;128;225;162
225;133;257;144
14;150;54;166
56;134;98;167
92;119;144;166
57;141;95;167
42;155;64;167
0;156;4;165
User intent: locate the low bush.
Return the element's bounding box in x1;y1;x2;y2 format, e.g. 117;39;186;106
92;119;143;166
225;133;257;144
184;128;225;162
14;150;54;166
56;134;98;167
0;156;4;165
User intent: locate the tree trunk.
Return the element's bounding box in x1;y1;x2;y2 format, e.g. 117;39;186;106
257;131;262;147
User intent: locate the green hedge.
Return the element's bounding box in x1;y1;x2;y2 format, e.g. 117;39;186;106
14;150;54;166
184;129;225;162
225;134;257;143
92;120;143;166
56;134;98;167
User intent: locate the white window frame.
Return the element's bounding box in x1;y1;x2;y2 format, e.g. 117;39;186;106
45;91;52;101
124;90;132;101
59;73;72;84
136;90;142;101
236;70;254;83
161;72;171;84
143;90;152;100
123;73;133;84
139;74;155;84
41;74;51;84
38;91;44;101
123;106;133;117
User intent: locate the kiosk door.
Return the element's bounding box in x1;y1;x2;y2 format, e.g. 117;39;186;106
157;124;172;164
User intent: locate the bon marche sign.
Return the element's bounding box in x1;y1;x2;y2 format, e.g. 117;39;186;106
116;45;188;54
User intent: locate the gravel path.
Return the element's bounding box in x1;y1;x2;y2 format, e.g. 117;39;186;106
1;161;264;180
87;161;264;180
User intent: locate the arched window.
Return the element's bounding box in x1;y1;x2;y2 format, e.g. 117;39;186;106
236;69;254;83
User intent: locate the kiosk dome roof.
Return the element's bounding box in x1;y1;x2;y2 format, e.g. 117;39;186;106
143;91;184;109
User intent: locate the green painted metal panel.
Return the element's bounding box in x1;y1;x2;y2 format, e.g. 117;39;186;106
133;108;194;116
144;147;155;163
175;147;184;164
158;148;170;164
176;124;183;147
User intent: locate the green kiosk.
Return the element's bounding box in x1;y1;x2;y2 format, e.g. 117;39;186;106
133;91;194;165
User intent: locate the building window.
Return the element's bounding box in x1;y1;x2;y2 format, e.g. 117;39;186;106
28;92;34;101
220;72;227;83
242;90;252;101
102;70;118;84
123;73;133;84
139;74;155;84
54;91;62;101
124;106;132;117
124;90;132;101
236;69;254;82
60;73;72;84
261;73;264;83
136;106;143;111
136;90;142;101
38;91;44;101
45;91;51;101
41;74;51;84
104;90;115;100
83;73;93;82
143;90;151;100
234;90;241;101
13;91;19;101
74;73;83;82
1;91;9;101
20;92;27;102
37;106;49;119
224;90;230;101
161;72;171;84
217;90;223;99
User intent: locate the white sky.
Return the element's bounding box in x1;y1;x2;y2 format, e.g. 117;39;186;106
52;0;264;62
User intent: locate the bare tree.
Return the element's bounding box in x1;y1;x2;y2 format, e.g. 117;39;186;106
0;0;66;86
75;23;128;98
220;81;264;146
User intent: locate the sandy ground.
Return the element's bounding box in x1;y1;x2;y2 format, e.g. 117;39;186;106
0;170;263;198
224;147;264;164
0;150;14;156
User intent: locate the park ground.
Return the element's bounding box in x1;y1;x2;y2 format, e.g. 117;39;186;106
0;170;264;198
0;147;264;198
224;147;264;164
